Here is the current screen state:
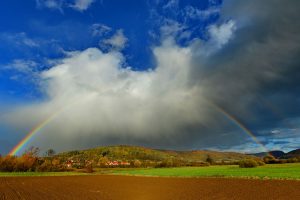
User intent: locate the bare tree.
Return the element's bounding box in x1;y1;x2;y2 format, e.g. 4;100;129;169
46;149;56;157
24;146;40;157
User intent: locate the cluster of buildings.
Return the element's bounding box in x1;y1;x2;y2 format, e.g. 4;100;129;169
106;161;130;166
65;159;130;168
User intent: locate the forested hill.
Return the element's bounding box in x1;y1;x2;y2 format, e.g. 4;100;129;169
251;149;300;159
56;145;255;165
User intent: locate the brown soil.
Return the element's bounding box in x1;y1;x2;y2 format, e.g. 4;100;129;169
0;175;299;200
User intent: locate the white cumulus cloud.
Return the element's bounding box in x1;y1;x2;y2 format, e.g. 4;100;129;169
208;20;236;50
36;0;64;12
100;29;128;51
36;0;96;12
3;39;210;151
90;23;112;37
71;0;95;11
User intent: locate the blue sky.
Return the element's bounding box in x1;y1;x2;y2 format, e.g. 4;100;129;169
0;0;300;155
0;0;219;101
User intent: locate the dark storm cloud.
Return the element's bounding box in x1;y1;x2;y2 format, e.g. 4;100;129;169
195;0;300;129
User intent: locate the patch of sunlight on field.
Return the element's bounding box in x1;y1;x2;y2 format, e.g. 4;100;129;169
112;163;300;180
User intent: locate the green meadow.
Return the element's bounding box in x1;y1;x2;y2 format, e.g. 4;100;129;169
1;163;299;180
112;163;300;180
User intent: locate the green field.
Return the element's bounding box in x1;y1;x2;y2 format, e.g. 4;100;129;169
1;163;299;179
112;163;300;180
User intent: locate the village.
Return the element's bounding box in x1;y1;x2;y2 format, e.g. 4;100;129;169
65;159;132;169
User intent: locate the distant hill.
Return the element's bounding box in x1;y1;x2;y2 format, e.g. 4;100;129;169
269;150;286;158
251;150;285;158
56;145;256;165
250;152;269;158
250;149;300;159
283;149;300;158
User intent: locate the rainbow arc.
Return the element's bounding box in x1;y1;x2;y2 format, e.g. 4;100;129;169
9;102;270;156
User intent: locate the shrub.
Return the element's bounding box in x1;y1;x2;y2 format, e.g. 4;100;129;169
0;156;16;172
45;149;56;157
206;155;214;165
263;155;276;164
256;160;265;166
154;161;166;168
239;159;258;168
36;160;52;172
133;160;142;168
98;156;109;167
84;164;94;173
287;157;299;163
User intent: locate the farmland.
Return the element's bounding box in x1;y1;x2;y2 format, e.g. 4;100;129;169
111;163;300;180
0;175;299;200
0;163;299;199
1;163;299;180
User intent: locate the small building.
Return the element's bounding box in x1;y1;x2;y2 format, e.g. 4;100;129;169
65;160;73;168
120;161;130;166
106;161;119;166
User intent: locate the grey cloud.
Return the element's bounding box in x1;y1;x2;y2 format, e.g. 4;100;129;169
192;0;300;124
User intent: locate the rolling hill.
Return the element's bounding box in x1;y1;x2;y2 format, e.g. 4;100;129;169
283;149;300;158
56;145;256;166
251;149;300;159
251;150;285;158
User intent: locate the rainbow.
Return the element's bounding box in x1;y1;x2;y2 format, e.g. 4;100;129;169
9;101;270;156
8;99;80;156
8;113;57;156
209;102;269;153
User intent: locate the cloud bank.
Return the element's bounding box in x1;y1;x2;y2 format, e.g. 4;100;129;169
4;39;212;151
3;0;300;152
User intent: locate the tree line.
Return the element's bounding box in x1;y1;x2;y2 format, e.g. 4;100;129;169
0;147;67;172
1;147;299;172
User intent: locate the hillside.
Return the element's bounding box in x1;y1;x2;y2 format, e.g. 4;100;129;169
283;149;300;158
56;145;256;167
252;150;285;158
251;149;300;159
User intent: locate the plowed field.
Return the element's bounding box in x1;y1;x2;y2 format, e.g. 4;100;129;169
0;175;299;200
